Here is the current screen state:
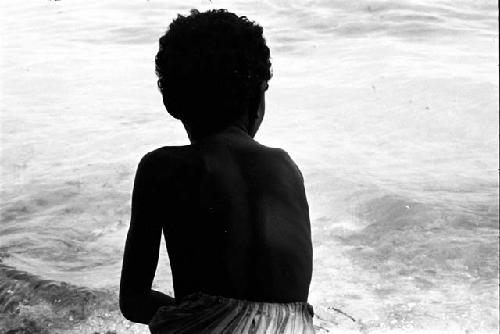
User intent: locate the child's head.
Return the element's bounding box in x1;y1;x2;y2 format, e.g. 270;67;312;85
155;9;272;139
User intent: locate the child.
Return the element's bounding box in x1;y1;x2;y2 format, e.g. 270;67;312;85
120;9;313;333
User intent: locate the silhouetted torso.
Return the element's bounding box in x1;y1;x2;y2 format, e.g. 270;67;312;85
142;129;312;303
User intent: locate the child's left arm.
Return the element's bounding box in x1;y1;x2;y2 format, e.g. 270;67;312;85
119;154;175;324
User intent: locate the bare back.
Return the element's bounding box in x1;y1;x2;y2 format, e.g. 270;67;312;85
144;131;312;303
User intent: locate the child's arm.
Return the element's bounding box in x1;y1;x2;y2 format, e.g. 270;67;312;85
119;154;175;324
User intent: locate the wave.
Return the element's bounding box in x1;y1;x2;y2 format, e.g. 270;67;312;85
24;0;496;47
340;193;499;286
262;0;498;54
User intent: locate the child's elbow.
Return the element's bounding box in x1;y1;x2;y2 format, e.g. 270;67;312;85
119;291;145;323
119;293;135;321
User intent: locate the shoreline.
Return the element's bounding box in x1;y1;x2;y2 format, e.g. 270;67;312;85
0;263;356;333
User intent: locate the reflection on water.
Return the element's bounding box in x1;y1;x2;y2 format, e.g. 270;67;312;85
1;0;498;332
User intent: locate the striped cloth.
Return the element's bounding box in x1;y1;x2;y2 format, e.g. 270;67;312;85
149;292;315;333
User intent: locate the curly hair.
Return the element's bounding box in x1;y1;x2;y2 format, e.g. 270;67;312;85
155;9;272;138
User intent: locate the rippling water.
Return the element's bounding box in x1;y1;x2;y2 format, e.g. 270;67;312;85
1;0;498;333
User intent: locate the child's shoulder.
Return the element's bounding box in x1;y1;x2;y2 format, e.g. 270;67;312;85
140;145;194;163
138;144;301;180
265;145;305;179
239;139;288;158
247;143;304;181
136;145;199;176
258;143;298;164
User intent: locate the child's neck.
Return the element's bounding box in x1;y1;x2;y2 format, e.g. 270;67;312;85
188;112;258;144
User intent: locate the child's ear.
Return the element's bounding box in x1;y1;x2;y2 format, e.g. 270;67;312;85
248;86;262;119
163;95;181;119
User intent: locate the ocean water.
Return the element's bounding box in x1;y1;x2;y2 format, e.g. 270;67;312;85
0;0;498;333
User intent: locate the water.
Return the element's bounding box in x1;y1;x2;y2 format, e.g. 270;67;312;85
1;0;498;333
